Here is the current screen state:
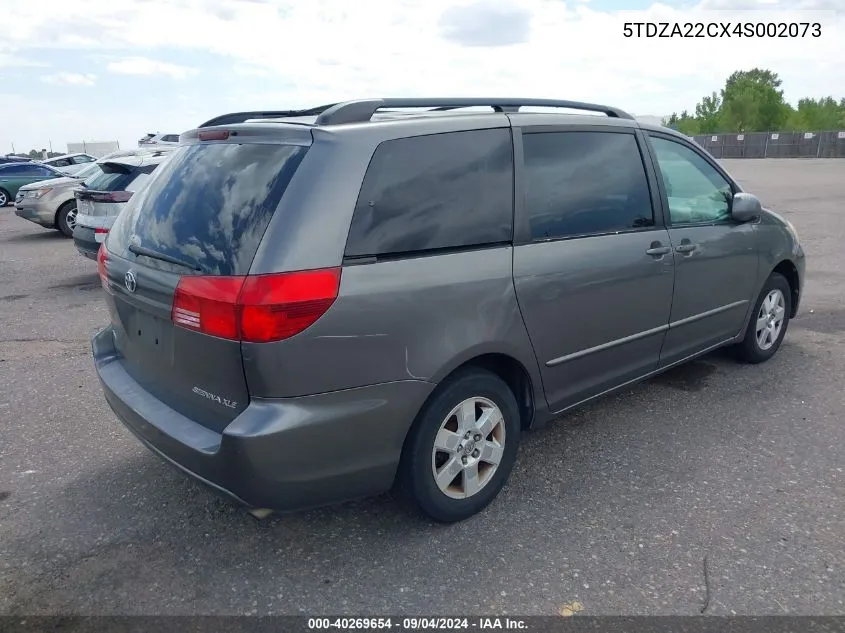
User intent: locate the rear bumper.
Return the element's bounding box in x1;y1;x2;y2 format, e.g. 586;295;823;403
73;226;100;260
92;326;434;512
14;200;55;227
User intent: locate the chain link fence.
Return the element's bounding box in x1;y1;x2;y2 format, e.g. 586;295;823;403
692;130;845;158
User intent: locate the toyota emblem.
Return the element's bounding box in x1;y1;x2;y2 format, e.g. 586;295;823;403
124;270;137;293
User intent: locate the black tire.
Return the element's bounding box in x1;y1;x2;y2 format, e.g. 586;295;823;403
0;189;9;207
56;201;77;237
395;368;521;523
735;272;792;364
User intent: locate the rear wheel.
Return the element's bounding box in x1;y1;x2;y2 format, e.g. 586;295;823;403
735;272;791;364
0;189;9;207
56;201;78;237
396;368;521;522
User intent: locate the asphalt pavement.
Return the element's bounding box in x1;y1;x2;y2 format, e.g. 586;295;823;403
0;159;843;616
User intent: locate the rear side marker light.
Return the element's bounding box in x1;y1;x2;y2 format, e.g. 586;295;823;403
171;268;341;343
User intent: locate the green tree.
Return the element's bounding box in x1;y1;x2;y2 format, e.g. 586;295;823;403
694;92;722;133
666;110;699;135
792;97;845;130
781;104;804;131
669;69;843;134
720;68;788;132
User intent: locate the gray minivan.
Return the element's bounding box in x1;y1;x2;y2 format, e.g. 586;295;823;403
91;99;805;522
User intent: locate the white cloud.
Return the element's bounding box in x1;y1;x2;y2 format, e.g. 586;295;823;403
0;53;47;68
106;56;197;79
40;72;97;86
0;0;843;150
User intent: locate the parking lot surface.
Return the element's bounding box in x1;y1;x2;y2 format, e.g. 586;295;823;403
1;159;843;616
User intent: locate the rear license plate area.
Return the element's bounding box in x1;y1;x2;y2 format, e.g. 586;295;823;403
135;312;172;356
115;309;174;367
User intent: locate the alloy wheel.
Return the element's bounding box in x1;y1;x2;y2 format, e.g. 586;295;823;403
755;288;786;351
431;397;506;500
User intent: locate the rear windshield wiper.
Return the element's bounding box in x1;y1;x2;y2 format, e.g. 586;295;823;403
129;243;201;271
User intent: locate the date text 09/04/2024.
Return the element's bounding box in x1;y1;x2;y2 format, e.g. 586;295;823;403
307;617;528;631
623;22;821;38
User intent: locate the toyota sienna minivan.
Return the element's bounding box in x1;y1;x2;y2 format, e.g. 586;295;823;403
91;98;805;522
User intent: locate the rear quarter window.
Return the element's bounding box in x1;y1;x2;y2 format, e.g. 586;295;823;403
344;128;514;259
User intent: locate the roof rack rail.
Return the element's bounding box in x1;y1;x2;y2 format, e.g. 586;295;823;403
314;98;635;125
198;104;337;128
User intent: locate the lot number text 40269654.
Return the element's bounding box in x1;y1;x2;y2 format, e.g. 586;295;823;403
307;617;528;630
623;22;821;38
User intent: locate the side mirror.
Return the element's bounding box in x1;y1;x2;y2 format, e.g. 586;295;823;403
731;192;762;222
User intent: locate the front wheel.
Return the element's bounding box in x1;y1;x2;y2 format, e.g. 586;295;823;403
0;189;9;207
56;201;78;237
396;368;521;523
735;272;792;364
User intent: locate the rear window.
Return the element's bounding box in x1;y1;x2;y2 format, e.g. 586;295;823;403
84;163;145;192
344;128;514;259
75;162;102;180
108;143;308;276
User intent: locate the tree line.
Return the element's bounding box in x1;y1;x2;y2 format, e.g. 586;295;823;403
665;68;845;136
6;150;65;159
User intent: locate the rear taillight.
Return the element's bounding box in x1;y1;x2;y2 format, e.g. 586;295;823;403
87;191;133;203
171;268;341;343
172;276;243;340
97;245;108;288
94;228;109;243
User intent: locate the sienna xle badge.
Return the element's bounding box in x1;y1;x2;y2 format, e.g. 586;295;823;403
91;98;805;522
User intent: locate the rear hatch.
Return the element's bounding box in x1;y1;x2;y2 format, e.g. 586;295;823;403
99;139;312;432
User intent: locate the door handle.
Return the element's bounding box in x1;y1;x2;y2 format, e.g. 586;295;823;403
675;243;697;254
646;245;671;257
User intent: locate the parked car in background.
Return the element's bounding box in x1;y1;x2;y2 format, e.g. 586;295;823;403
0;155;31;165
91;98;804;523
0;162;68;207
14;160;104;236
138;133;181;147
13;149;153;235
73;149;175;259
39;153;98;176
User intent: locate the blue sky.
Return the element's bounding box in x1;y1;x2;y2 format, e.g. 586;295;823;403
1;0;842;154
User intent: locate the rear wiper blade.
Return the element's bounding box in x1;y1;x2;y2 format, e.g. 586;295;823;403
128;243;201;271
